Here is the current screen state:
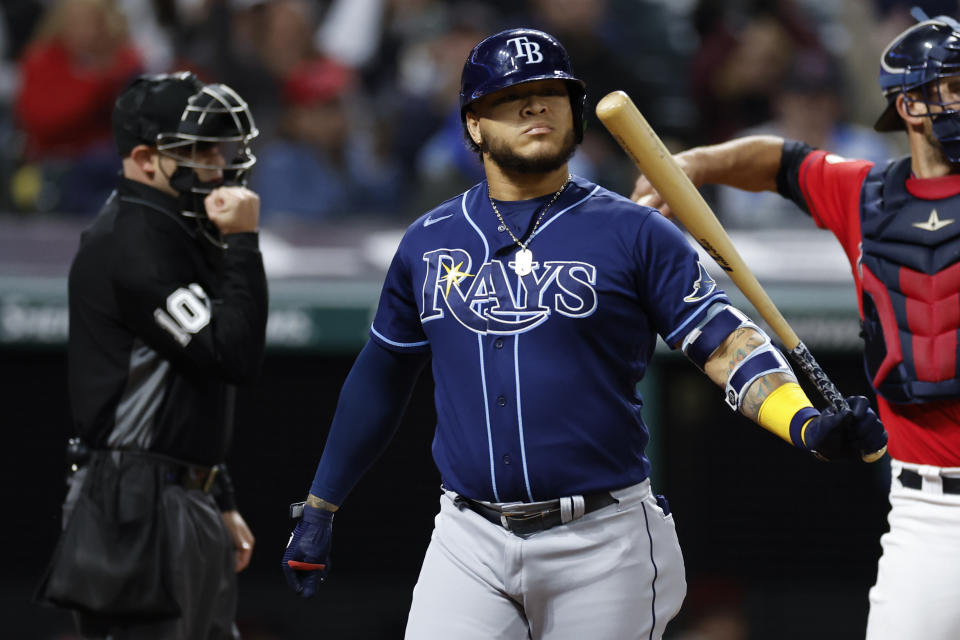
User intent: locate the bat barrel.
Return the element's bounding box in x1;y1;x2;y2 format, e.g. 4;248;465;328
596;91;801;351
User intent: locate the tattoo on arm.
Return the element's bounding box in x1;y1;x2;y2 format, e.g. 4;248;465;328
703;326;797;420
740;371;794;419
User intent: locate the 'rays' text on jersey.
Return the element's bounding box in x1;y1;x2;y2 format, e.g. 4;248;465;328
420;249;597;334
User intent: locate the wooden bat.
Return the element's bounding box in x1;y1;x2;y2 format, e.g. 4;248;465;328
596;90;885;462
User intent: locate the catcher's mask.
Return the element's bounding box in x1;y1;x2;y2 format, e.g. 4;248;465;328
875;9;960;161
112;71;258;245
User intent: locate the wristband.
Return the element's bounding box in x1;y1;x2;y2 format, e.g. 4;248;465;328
757;382;819;446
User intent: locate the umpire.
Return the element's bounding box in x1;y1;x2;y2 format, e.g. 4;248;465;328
37;72;267;639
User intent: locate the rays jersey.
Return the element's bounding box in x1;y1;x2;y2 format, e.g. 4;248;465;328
370;176;728;503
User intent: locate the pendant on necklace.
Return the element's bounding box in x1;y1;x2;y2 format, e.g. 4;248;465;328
514;248;533;276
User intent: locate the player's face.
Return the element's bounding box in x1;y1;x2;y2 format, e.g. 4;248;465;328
470;79;576;173
157;144;226;188
181;144;227;184
151;144;226;198
937;75;960;106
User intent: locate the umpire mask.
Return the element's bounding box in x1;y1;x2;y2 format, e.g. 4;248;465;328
113;72;259;245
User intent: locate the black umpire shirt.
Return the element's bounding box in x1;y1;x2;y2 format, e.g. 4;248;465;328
67;177;268;467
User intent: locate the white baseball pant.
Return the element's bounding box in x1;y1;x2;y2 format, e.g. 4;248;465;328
404;479;686;640
866;459;960;640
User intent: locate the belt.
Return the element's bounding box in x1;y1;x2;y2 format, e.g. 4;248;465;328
455;492;617;537
898;468;960;494
164;462;219;493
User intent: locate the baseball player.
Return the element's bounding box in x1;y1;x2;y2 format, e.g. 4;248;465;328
282;29;887;640
632;10;960;640
37;72;266;639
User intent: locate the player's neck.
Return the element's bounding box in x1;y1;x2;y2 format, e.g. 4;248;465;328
909;133;960;178
485;163;571;201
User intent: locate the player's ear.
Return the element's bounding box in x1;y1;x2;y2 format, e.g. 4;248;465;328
895;92;927;130
465;111;483;147
129;144;159;174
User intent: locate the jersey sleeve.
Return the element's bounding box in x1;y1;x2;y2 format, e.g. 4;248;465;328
369;236;430;353
112;231;268;384
634;212;729;347
779;143;873;257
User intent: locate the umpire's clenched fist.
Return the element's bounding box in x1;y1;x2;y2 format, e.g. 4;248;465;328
205;186;260;235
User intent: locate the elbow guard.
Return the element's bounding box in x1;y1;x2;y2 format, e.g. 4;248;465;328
723;340;792;411
681;303;793;411
681;304;756;370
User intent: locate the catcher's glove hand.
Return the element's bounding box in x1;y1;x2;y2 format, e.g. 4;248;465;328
282;501;333;598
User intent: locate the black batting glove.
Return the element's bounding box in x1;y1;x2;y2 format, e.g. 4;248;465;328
282;502;334;598
801;395;888;462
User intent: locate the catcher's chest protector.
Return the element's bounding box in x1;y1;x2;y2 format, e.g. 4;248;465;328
859;156;960;403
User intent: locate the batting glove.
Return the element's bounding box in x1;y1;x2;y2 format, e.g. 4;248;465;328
282;502;333;597
801;395;888;462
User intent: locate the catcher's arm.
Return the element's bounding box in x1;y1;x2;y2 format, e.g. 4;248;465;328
631;135;785;215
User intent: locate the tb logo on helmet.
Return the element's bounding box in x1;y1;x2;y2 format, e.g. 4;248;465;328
506;36;544;64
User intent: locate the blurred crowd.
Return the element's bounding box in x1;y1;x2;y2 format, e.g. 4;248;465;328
0;0;954;227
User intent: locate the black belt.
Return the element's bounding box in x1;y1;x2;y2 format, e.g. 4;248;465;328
164;462;219;493
898;468;960;494
455;493;617;537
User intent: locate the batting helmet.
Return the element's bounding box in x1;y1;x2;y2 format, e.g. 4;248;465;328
874;10;960;131
459;28;587;149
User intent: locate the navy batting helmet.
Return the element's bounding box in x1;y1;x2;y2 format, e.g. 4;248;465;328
459;28;586;149
874;10;960;131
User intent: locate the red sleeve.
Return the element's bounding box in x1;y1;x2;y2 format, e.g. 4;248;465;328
797;150;874;270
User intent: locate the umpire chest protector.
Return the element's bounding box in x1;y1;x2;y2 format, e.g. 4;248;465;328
859;156;960;403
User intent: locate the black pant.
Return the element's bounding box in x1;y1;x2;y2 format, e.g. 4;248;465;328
66;469;239;640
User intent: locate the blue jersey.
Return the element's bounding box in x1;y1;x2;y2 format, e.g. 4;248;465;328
371;175;728;502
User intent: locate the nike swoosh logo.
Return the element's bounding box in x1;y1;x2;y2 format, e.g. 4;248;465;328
424;213;453;227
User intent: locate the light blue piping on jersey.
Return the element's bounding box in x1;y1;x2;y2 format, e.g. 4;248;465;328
513;337;535;501
663;292;728;346
368;325;429;348
461;189;500;501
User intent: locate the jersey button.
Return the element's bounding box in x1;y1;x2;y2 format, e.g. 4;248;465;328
494;338;504;349
502;454;511;465
497;395;507;407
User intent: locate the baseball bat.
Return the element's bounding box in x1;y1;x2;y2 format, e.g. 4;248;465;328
595;90;885;462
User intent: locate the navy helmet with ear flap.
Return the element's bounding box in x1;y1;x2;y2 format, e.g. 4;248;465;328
874;10;960;132
459;28;587;149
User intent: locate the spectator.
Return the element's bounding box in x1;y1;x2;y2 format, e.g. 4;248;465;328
690;1;820;144
389;6;497;212
716;49;897;228
0;1;45;212
253;57;403;222
181;0;324;143
12;0;142;214
15;0;142;159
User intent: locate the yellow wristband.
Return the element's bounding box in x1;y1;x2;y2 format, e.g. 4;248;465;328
757;382;816;445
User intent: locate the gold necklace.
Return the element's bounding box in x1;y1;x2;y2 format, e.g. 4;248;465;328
488;174;572;276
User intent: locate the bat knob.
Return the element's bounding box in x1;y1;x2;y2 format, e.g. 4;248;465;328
861;445;887;464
